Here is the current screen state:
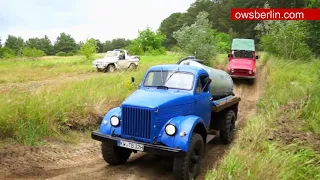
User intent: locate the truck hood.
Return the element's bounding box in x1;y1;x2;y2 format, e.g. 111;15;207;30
228;59;255;70
93;57;118;63
121;89;193;109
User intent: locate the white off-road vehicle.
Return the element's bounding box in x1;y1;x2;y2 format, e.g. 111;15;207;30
93;49;140;72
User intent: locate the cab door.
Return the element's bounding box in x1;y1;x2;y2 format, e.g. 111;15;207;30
194;75;212;127
116;52;130;69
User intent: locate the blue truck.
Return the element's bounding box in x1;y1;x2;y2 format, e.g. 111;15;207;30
91;57;241;180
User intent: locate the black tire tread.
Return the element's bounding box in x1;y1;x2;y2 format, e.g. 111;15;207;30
220;110;236;144
106;64;116;72
101;141;131;165
173;133;204;180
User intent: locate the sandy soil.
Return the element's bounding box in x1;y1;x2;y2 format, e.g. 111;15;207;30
0;64;266;180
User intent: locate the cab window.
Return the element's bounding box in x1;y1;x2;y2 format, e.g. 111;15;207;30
195;78;202;93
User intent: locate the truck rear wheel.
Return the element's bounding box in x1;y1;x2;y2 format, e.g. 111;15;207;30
173;133;204;180
220;110;236;144
101;141;131;165
128;63;137;70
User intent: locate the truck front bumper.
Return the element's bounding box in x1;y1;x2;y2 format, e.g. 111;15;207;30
230;75;255;79
93;65;106;69
91;131;184;156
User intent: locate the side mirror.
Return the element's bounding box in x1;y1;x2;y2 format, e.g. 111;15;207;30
228;54;230;58
256;55;259;59
201;77;212;92
205;77;212;84
131;77;135;83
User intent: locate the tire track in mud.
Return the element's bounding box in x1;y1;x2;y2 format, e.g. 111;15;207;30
0;64;266;180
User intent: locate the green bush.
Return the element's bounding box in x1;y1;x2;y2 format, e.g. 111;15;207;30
67;52;76;56
173;12;217;65
259;21;311;60
127;27;166;56
214;32;231;53
22;47;46;59
3;48;16;59
127;40;144;55
0;47;4;58
56;51;67;56
145;47;166;56
79;38;98;60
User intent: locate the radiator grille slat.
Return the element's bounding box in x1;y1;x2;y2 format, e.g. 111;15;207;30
122;106;152;140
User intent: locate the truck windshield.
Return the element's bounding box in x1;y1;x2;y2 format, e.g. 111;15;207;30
231;50;254;59
144;71;194;90
105;51;119;57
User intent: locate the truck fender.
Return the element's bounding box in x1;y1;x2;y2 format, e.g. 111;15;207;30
158;115;207;152
99;107;122;136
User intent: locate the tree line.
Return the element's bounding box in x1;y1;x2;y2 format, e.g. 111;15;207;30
1;0;319;60
159;0;320;57
0;33;132;58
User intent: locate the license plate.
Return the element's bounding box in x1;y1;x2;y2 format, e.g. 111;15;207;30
118;140;144;151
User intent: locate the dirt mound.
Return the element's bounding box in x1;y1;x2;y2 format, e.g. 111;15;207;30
0;139;101;179
0;64;267;180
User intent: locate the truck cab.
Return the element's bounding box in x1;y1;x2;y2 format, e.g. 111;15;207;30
92;63;240;180
227;38;258;84
93;49;140;72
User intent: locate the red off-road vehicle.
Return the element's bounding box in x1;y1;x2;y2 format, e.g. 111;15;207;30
227;38;258;84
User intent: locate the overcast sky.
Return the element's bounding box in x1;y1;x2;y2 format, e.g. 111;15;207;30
0;0;195;43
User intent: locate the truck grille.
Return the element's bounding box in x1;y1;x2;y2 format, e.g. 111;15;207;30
122;106;152;141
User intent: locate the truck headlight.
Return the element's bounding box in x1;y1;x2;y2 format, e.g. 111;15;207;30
249;70;252;74
231;69;234;73
110;116;120;127
165;124;176;136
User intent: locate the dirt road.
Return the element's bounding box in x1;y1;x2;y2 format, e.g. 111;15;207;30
0;64;266;180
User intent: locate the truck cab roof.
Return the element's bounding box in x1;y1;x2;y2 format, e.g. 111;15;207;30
147;64;208;77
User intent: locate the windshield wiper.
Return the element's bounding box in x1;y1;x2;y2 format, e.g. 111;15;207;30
156;85;169;89
164;66;180;84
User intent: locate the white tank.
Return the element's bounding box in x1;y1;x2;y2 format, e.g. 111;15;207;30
179;59;234;97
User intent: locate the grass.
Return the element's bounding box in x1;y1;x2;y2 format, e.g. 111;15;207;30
206;56;320;180
1;53;185;145
0;54;104;83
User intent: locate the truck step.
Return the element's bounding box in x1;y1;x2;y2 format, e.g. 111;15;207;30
206;135;216;144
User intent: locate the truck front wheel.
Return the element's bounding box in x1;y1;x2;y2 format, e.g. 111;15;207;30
173;133;204;180
106;64;116;72
220;110;236;144
101;141;131;165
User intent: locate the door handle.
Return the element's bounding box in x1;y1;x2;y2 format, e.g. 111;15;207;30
194;98;198;103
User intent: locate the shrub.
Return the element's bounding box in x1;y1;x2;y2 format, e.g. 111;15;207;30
127;27;166;56
22;47;46;59
79;38;98;60
173;12;217;65
56;51;67;56
214;32;231;54
127;41;144;55
3;48;16;59
260;21;311;60
145;47;166;56
67;52;76;56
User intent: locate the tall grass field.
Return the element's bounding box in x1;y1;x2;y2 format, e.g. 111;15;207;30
0;53;184;145
206;57;320;180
